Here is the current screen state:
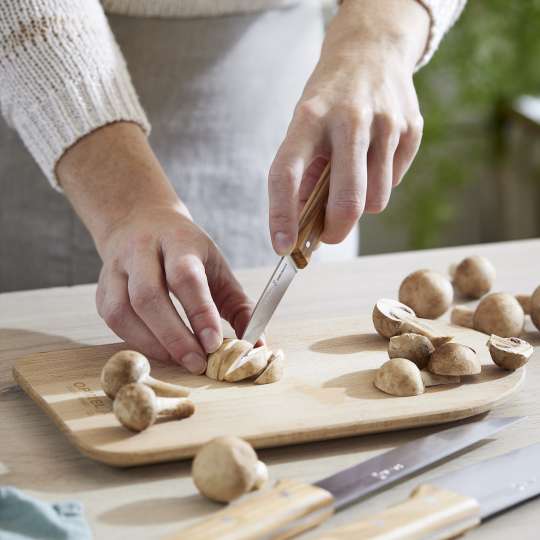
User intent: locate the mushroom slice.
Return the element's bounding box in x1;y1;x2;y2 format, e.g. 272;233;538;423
192;436;267;503
388;333;434;369
218;339;254;381
487;335;533;371
224;346;271;382
100;350;190;399
374;358;425;397
113;383;195;432
372;299;453;347
399;269;454;319
420;371;460;387
206;338;236;380
428;343;481;376
449;256;496;299
254;350;285;385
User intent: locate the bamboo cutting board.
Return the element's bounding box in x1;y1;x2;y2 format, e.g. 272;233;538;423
13;316;523;467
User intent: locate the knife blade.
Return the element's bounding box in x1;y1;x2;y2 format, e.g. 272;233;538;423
313;439;540;540
242;163;331;344
168;416;521;540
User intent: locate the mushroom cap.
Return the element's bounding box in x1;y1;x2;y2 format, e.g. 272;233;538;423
452;256;496;299
399;270;453;319
388;333;435;369
254;350;285;385
374;358;425;397
206;339;254;381
113;383;157;432
428;343;481;376
372;299;416;339
473;292;525;338
487;335;534;371
531;286;540;331
192;436;259;502
100;350;150;399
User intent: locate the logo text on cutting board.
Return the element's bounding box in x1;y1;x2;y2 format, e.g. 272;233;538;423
68;381;111;416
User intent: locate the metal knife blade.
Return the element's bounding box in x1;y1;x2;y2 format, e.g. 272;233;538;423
241;255;298;344
315;416;522;511
431;441;540;519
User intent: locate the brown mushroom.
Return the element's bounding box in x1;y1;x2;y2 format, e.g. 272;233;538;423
449;256;496;299
192;436;268;503
398;269;453;319
515;294;531;316
372;299;453;347
374;358;425;397
113;383;195;432
428;343;481;376
487;335;534;371
515;286;540;331
100;350;190;399
450;293;525;338
388;333;435;369
254;350;285;385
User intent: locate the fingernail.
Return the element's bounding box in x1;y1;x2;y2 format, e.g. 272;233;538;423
274;232;292;255
199;328;222;354
181;352;207;375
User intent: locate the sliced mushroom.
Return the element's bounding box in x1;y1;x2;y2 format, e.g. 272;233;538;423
428;343;481;376
388;333;435;369
254;350;285;385
374;358;425;397
398;269;453;319
449;256;496;299
100;350;190;399
487;335;534;371
372;299;453;347
420;371;461;387
192;436;268;503
113;383;195;432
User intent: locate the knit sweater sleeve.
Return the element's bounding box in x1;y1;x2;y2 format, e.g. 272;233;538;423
0;0;150;190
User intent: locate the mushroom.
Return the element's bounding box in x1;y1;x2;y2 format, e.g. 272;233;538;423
113;383;195;432
100;350;190;399
428;343;481;376
254;350;285;385
515;294;531;316
398;269;453;319
206;338;284;384
373;358;425;397
388;333;435;369
487;335;534;371
192;436;268;503
450;293;525;338
420;371;460;387
514;286;540;331
372;299;453;347
449;256;496;299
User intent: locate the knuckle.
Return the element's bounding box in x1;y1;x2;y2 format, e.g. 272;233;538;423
330;189;364;221
294;99;324;126
269;163;297;194
161;333;189;355
131;283;161;310
101;301;128;328
169;258;202;291
376;112;400;139
186;301;216;324
269;208;294;229
366;195;390;214
408;114;424;137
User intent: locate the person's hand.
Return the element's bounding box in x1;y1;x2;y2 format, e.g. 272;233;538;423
95;204;253;374
57;122;253;374
268;0;430;255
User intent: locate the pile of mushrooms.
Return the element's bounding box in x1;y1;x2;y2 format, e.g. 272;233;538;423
206;338;284;385
192;436;268;502
100;350;194;432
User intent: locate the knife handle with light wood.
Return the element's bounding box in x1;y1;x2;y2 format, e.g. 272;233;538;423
167;480;335;540
290;162;331;269
312;485;481;540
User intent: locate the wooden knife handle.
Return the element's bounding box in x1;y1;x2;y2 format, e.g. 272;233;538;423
166;480;335;540
290;163;331;269
312;484;481;540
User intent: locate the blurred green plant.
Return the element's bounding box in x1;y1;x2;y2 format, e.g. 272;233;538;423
393;0;540;248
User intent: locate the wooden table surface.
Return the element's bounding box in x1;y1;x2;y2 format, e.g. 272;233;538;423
1;239;539;539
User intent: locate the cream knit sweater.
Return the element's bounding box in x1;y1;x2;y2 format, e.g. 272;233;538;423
0;0;466;188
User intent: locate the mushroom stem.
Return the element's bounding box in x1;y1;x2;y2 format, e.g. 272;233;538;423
515;294;532;316
448;263;457;280
155;396;196;418
143;375;190;397
253;461;269;490
450;306;475;329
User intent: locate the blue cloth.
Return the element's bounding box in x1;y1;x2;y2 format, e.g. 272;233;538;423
0;487;91;540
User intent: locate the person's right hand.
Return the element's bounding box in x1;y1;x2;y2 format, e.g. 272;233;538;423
95;203;253;374
57;122;254;374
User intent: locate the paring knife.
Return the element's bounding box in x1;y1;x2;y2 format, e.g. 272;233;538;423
242;163;331;344
313;441;540;540
168;417;521;540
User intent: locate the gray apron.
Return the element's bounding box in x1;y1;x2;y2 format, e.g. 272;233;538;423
0;2;355;293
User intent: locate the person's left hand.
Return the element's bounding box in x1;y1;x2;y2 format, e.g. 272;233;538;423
268;0;430;255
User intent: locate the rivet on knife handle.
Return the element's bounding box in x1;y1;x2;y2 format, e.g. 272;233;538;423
167;480;335;540
312;484;480;540
290;163;331;269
